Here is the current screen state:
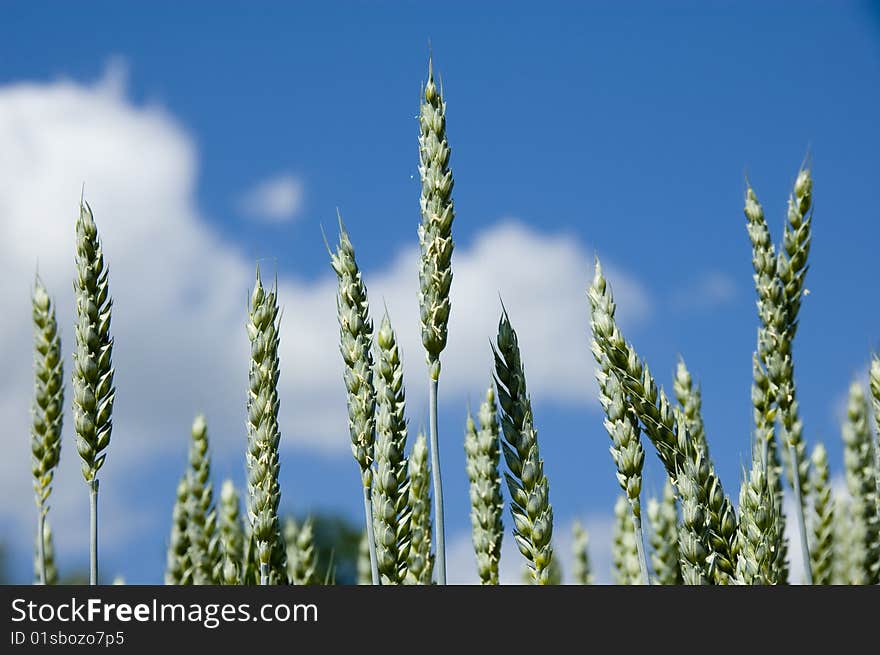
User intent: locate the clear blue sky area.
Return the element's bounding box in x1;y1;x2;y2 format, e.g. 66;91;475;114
2;1;879;582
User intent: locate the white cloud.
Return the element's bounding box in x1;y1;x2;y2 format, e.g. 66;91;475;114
0;63;649;570
237;173;304;223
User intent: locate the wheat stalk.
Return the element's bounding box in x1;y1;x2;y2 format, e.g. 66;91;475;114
285;517;318;585
571;521;594;585
648;479;682;585
493;307;554;583
72;199;115;586
329;217;379;585
405;431;434;584
186;414;221;584
372;312;411;584
34;517;58;585
841;381;880;584
464;385;504;585
734;440;785;585
165;475;192;585
218;479;244;584
31;277;64;585
246;268;287;585
612;495;642;584
589;260;737;583
809;443;834;584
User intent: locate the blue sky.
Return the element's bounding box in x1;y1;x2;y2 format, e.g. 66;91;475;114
1;1;878;583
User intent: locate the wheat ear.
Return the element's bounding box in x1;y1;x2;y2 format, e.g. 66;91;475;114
165;475;192;585
418;56;455;583
493;307;554;583
589;260;737;583
372;312;412;584
357;532;372;585
34;517;58;585
572;521;594;585
285;517;318;585
464;385;504;585
219;479;244;584
870;355;880;518
831;496;854;584
186;414;221;584
405;431;434;584
72;199;115;586
841;382;879;584
329;217;379;584
31;277;64;585
809;443;834;584
734;440;785;585
246;268;287;584
648;479;682;585
612;495;643;584
673;358;709;462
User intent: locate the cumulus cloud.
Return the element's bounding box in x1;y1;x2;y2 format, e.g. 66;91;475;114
237;173;304;223
0;64;650;573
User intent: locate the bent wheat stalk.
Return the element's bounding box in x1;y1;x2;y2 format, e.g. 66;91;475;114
418;57;455;583
31;278;64;585
493;307;554;583
72;199;115;586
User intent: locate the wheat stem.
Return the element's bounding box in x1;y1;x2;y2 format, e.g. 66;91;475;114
428;378;445;583
89;479;98;585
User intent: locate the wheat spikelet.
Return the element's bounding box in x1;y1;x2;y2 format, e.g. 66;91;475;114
405;432;433;584
841;382;879;584
589;260;737;583
809;443;834;584
31;278;64;585
186;415;221;584
218;479;244;584
648;480;682;585
493;307;554;583
572;521;594;585
372;312;411;584
72;199;115;585
246;268;287;584
464;385;504;584
165;476;192;585
285;517;318;585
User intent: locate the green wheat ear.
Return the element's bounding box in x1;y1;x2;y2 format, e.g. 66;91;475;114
34;517;58;585
647;480;682;585
72;199;115;585
372;312;412;584
809;443;834;585
31;277;64;585
218;480;244;585
571;521;594;585
841;382;879;584
245;268;287;584
285;517;318;585
418;56;455;584
464;385;504;585
405;431;434;584
612;495;642;585
165;475;192;585
493;307;554;583
187;415;221;584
